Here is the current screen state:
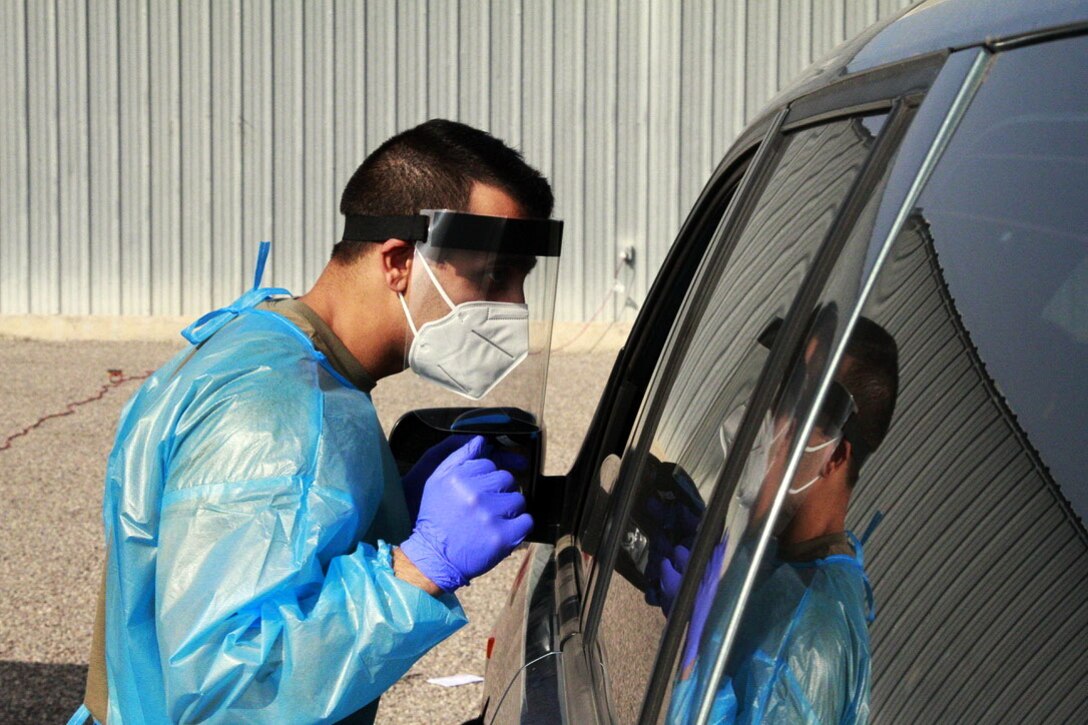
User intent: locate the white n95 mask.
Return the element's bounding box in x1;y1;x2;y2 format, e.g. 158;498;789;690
720;408;787;508
399;251;529;400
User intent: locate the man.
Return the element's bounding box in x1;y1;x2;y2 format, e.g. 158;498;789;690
72;120;563;724
666;317;899;724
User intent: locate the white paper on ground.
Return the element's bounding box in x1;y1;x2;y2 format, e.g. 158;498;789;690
426;674;485;687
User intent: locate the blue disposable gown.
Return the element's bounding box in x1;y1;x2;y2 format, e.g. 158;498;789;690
99;282;467;724
667;537;872;724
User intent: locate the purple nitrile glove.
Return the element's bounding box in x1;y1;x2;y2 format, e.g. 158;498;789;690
401;435;471;523
401;435;529;524
664;540;727;671
399;435;534;592
644;494;702;614
649;541;690;616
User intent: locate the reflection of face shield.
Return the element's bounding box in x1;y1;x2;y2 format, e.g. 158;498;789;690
720;406;788;508
342;210;563;416
784;380;857;497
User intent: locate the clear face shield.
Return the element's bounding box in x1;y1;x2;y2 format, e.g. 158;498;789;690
342;208;563;428
400;210;562;421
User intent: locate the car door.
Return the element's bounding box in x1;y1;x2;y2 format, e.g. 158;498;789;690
563;51;984;724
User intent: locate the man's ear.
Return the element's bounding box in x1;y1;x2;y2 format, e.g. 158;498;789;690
823;438;851;477
377;239;415;293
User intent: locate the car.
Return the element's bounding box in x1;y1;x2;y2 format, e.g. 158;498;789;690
389;1;1088;722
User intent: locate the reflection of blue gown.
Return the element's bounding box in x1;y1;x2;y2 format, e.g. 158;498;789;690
668;536;872;724
100;278;466;723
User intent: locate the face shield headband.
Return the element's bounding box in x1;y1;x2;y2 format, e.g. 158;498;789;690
341;210;564;257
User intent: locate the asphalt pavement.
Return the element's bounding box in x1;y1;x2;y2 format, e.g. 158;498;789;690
0;335;618;723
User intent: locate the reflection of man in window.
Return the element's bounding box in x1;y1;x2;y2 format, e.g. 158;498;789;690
669;317;899;724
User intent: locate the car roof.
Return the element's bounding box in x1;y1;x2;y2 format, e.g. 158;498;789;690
776;0;1086;114
720;0;1088;171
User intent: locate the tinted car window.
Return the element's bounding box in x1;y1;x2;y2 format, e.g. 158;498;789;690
594;114;888;723
663;159;905;725
854;36;1088;722
672;36;1088;724
917;44;1088;516
576;152;758;559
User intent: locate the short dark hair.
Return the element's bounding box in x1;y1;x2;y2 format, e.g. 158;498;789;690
333;119;554;264
839;317;899;483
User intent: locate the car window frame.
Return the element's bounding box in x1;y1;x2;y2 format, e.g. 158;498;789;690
564;127;770;540
547;119;787;725
554;121;774;637
595;104;909;723
577;111;790;644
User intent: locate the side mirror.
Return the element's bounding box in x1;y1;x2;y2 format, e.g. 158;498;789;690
613;456;706;593
388;407;562;543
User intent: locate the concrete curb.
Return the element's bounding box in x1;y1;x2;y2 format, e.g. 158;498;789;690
0;315;632;353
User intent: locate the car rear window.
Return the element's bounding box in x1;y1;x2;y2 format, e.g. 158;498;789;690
918;37;1088;519
837;36;1088;722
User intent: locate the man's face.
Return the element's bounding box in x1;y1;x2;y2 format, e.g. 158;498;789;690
411;182;535;322
747;352;855;530
430;249;537;305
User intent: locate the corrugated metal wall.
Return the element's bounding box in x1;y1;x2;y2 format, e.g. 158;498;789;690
0;0;915;322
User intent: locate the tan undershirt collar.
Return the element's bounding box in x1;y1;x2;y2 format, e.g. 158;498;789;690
258;297;376;393
777;531;855;563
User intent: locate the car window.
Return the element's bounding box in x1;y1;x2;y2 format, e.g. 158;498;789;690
575;147;758;566
592;112;889;723
661;160;903;725
668;35;1088;724
855;36;1088;722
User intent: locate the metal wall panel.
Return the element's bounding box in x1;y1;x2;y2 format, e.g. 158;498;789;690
26;1;60;314
119;0;152;316
211;1;244;304
148;0;181;315
57;0;90;315
1;0;29;314
586;0;618;321
240;0;273;299
89;1;121;315
181;0;212;314
0;0;917;322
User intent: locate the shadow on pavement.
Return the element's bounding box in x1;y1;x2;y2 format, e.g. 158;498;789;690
0;660;87;722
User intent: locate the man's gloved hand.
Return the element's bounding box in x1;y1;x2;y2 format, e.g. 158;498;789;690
401;435;470;523
643;491;703;614
670;540;726;671
399;435;533;592
401;435;529;524
649;540;690;616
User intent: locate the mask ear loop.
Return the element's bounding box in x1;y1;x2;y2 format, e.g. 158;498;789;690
398;294;420;338
787;435;841;494
398;247;455;338
414;248;458;311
